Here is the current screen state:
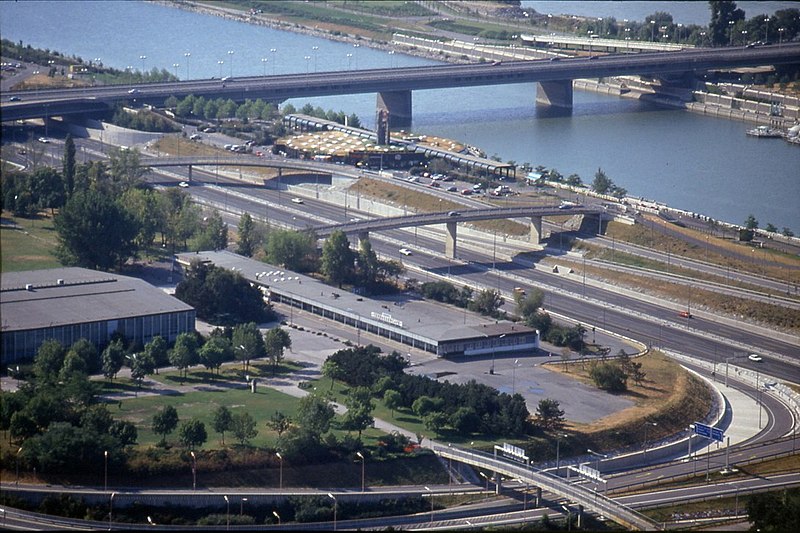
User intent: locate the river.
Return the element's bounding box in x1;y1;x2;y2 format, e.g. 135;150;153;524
2;1;798;232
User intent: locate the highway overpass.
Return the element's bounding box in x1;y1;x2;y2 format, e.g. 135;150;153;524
313;205;603;258
3;43;798;125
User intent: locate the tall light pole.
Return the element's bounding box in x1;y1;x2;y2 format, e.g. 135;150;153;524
276;452;283;489
139;54;147;74
217;60;224;78
104;450;108;492
223;495;230;531
272;511;281;525
172;63;180;79
261;57;268;76
304;55;311;73
240;497;248;516
424;486;434;523
642;421;658;462
190;451;196;490
729;20;735;46
327;493;337;531
270;48;277;74
356;451;365;492
312;45;319;72
227;50;234;77
353;43;360;68
512;359;519;395
184;52;191;79
109;492;115;529
15;447;22;485
491;333;506;375
650;20;656;42
556;434;568;474
346;52;353;70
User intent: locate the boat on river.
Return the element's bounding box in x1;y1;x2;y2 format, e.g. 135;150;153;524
746;125;783;138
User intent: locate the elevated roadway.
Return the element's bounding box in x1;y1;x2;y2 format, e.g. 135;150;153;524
3;43;799;124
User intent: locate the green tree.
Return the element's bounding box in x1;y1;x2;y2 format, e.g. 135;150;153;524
152;405;179;445
33;339;66;384
469;288;503;317
212;405;233;445
295;395;335;440
143;336;169;371
709;1;746;46
122;188;161;250
231;322;266;372
63;134;76;198
744;214;759;230
108;147;148;193
54;189;139;270
101;340;126;381
450;407;481;434
412;396;442;417
264;229;318;272
321;230;354;287
342;386;375;438
237;212;256;256
128;352;154;391
589;362;628;392
264;327;292;376
383;389;402;418
178;418;208;449
591;168;613;194
199;336;231;376
192;210;228;251
66;338;99;374
516;288;544;318
747;489;800;531
267;411;291;437
169;332;199;381
535;399;565;430
423;411;449;435
230;412;258;445
29;167;65;215
764;223;777;233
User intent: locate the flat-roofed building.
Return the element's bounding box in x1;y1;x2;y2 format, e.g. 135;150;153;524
176;250;538;359
1;267;196;363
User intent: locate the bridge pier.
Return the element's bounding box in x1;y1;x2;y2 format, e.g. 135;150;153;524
445;222;457;259
377;90;412;129
529;216;543;244
536;80;573;109
494;472;502;495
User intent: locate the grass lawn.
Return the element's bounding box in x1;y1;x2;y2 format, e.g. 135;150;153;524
0;212;61;272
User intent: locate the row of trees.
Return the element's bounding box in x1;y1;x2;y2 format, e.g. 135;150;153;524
323;345;531;437
418;280;506;318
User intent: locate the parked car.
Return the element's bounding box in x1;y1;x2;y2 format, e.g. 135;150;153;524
178;181;189;188
446;186;458;192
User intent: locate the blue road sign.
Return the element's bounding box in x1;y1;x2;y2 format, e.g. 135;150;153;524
693;422;724;442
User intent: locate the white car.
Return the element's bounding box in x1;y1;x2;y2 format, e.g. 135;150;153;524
291;197;304;204
190;133;202;140
37;137;50;143
127;88;139;94
399;248;412;256
748;354;763;362
178;181;189;188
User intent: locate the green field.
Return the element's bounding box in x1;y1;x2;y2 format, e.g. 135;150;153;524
0;213;61;272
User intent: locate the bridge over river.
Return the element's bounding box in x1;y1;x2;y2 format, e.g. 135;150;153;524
3;43;799;126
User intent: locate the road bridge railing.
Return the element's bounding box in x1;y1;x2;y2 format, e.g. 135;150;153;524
432;444;660;530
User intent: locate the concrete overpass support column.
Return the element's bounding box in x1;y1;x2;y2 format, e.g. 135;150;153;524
494;472;502;494
188;164;192;182
377;90;412;129
535;487;542;507
445;222;457;259
536;80;574;109
529;216;543;244
357;231;370;249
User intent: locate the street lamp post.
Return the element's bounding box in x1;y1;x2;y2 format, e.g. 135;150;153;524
650;20;656;42
270;48;277;74
240;497;248;516
424;486;434;523
109;492;115;529
104;450;108;492
223;495;230;531
729;20;735;46
327;493;337;531
276;452;283;489
15;447;22;485
190;451;196;490
642;421;658;462
272;511;281;525
312;46;319;72
304;55;311;73
491;333;506;375
184;52;191;79
479;471;490;492
227;50;234;77
556;434;569;474
172;63;180;79
139;54;146;74
356;451;366;492
261;57;268;76
217;60;224;78
512;359;520;395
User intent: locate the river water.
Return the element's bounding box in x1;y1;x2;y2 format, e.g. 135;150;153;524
2;1;798;232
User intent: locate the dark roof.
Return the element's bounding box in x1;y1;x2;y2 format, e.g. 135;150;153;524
1;267;194;332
